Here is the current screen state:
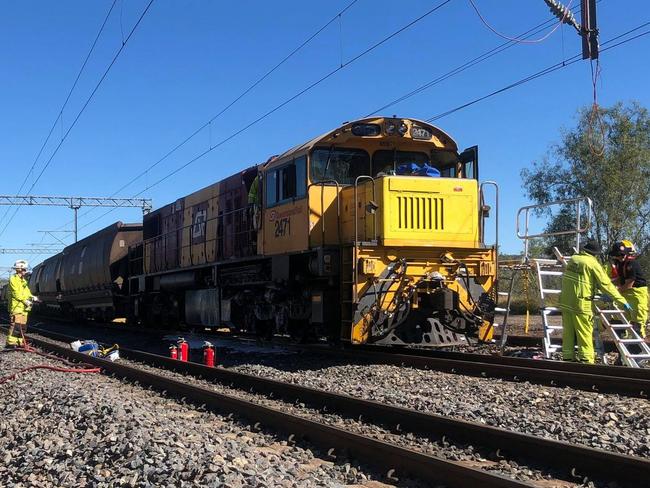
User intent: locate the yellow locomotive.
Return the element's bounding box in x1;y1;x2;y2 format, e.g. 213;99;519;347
129;116;497;346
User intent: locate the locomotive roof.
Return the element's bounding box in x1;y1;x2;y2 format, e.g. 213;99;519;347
269;116;458;167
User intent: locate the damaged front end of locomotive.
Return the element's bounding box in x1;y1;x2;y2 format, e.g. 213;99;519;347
352;251;498;347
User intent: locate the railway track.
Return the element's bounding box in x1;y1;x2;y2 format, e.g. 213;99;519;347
26;320;650;398
501;334;619;353
15;327;650;487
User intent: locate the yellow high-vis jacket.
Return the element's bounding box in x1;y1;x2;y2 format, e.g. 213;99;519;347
7;274;33;315
559;252;627;315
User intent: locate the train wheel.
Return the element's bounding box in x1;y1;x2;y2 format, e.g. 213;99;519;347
289;319;314;343
255;319;274;341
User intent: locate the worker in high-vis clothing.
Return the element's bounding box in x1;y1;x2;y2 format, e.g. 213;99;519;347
559;240;630;363
609;240;648;340
5;259;34;347
248;173;260;206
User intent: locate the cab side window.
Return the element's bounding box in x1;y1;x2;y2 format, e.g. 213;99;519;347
266;171;278;206
281;165;296;200
266;156;307;207
295;156;306;196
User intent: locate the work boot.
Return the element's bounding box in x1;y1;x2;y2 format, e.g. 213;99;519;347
5;336;19;348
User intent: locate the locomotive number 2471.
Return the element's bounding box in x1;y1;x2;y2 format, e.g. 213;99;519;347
274;217;291;237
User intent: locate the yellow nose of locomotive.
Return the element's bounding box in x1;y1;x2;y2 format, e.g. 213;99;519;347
343;173;496;347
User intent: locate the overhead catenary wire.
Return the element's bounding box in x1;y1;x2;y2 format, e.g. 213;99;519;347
78;0;454;231
56;0;362;231
0;0;118;232
467;0;576;44
0;0;156;240
366;0;587;116
426;21;650;122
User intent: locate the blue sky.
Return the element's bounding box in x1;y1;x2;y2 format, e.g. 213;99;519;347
1;0;649;273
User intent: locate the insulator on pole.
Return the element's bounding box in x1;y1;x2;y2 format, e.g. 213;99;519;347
544;0;581;33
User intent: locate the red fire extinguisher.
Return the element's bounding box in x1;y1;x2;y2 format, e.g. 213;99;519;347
203;341;215;367
169;344;178;360
177;338;189;362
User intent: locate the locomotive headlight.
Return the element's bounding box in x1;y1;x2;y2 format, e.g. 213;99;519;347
385;119;407;136
351;123;381;136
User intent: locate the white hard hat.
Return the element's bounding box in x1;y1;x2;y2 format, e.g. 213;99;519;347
12;259;28;270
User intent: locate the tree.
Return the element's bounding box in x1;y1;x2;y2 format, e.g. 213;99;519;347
521;102;650;263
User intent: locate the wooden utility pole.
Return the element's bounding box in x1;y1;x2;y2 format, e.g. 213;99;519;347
580;0;599;60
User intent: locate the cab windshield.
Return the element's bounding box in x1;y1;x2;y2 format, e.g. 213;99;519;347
310;147;467;184
372;150;429;176
372;149;460;177
310;147;369;185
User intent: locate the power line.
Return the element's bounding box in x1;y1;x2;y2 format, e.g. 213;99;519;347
0;0;118;231
78;0;454;230
0;0;156;239
468;0;579;44
130;0;454;192
426;21;650;122
55;0;363;230
366;0;588;116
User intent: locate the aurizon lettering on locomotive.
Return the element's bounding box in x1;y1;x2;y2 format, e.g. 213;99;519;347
126;116;497;346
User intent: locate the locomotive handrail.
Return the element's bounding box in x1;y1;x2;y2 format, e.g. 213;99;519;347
353;175;377;303
516;197;592;259
479;180;499;269
188;224;195;267
353;175;377;246
142;205;255;274
308;179;341;247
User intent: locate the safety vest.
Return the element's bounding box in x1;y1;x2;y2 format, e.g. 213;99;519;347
7;273;32;315
248;175;259;205
559;252;626;314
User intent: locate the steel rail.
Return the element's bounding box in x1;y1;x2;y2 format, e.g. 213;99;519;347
351;344;650;380
501;334;619;353
314;345;650;397
22;335;533;488
20;328;650;485
24;321;650;397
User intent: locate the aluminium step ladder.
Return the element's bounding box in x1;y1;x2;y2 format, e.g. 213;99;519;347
595;304;650;368
534;258;565;358
536;254;606;361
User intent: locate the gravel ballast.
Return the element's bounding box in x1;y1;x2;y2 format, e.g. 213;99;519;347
22;322;650;457
13;332;641;487
10;322;650;487
224;352;650;459
0;336;385;488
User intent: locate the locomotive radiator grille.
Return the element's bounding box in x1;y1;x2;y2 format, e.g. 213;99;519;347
395;196;444;231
